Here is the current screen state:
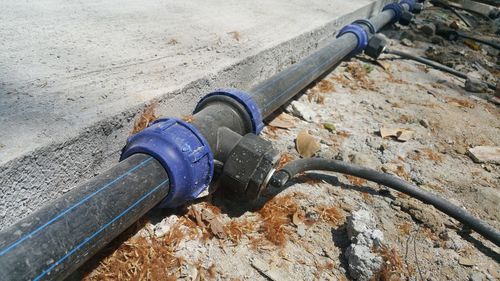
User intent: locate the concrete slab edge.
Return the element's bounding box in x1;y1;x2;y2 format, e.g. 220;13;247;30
0;0;390;229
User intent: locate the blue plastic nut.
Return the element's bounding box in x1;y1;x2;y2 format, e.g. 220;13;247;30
194;88;264;134
336;24;369;56
383;3;403;24
400;0;416;12
121;118;214;208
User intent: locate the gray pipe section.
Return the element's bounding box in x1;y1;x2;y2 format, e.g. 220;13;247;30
0;154;169;281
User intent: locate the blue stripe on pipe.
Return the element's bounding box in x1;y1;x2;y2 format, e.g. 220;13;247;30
0;157;153;257
262;36;355;112
32;178;170;281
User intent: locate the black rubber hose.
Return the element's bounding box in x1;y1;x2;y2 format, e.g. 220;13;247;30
0;154;170;281
459;33;500;51
384;48;497;91
271;158;500;247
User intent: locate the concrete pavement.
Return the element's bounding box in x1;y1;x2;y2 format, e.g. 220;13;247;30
0;0;389;228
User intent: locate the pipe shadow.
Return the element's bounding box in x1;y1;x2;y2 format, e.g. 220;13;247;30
457;230;500;262
210;171;396;219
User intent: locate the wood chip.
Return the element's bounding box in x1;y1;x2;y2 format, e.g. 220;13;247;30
467;146;500;164
397;129;414;142
296;130;321;158
379;127;414;142
292;211;304;226
190;207;206;228
268;113;296;129
375;60;390;71
380;127;400;138
458;257;475;267
202;209;227;239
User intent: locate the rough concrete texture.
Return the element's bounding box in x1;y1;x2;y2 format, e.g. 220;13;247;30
0;0;391;228
346;210;384;281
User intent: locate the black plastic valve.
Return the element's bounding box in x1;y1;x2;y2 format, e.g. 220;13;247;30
435;23;459;41
399;11;414;26
413;3;423;14
218;132;279;202
365;34;388;59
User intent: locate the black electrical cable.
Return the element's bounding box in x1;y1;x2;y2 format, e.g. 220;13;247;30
270;158;500;247
384;48;497;91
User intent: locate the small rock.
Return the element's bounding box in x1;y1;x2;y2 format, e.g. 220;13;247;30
381;163;399;174
366;137;381;150
420;23;436;36
346;210;377;240
483;164;493;172
419;119;429;128
469;272;485;281
320;138;334;146
154;215;179;237
346;244;383;281
379;143;388;152
297;224;306;237
467;146;500;164
459;257;475;267
323;122;336;132
306;210;320;221
465;77;488;93
401;38;414;47
454;146;467;155
286;101;317;122
431;36;445;45
349;153;379;167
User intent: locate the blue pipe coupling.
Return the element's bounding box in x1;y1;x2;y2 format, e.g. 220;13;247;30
194;88;264;134
383;3;404;23
336;24;369;56
121;118;214;208
400;0;416;12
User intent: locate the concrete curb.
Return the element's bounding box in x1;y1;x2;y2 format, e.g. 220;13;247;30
0;0;390;229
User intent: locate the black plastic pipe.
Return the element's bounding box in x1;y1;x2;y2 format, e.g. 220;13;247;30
0;2;414;280
0;154;169;281
384;48;497;90
272;158;500;247
459;33;500;50
250;9;397;118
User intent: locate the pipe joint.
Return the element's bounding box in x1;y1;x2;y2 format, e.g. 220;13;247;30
194;88;264;134
219;132;279;201
121;118;214;207
383;3;404;24
352;19;376;34
336;24;369;56
400;0;416;12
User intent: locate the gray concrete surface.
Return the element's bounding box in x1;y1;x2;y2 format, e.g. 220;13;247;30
0;0;389;228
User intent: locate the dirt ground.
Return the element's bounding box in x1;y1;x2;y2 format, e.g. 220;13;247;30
79;4;499;281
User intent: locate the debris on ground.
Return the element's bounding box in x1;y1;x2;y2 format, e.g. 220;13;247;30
267;112;296;129
296;130;321;158
379;127;415;142
345;209;384;281
286;100;318;122
467;146;500;164
131;102;157;134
